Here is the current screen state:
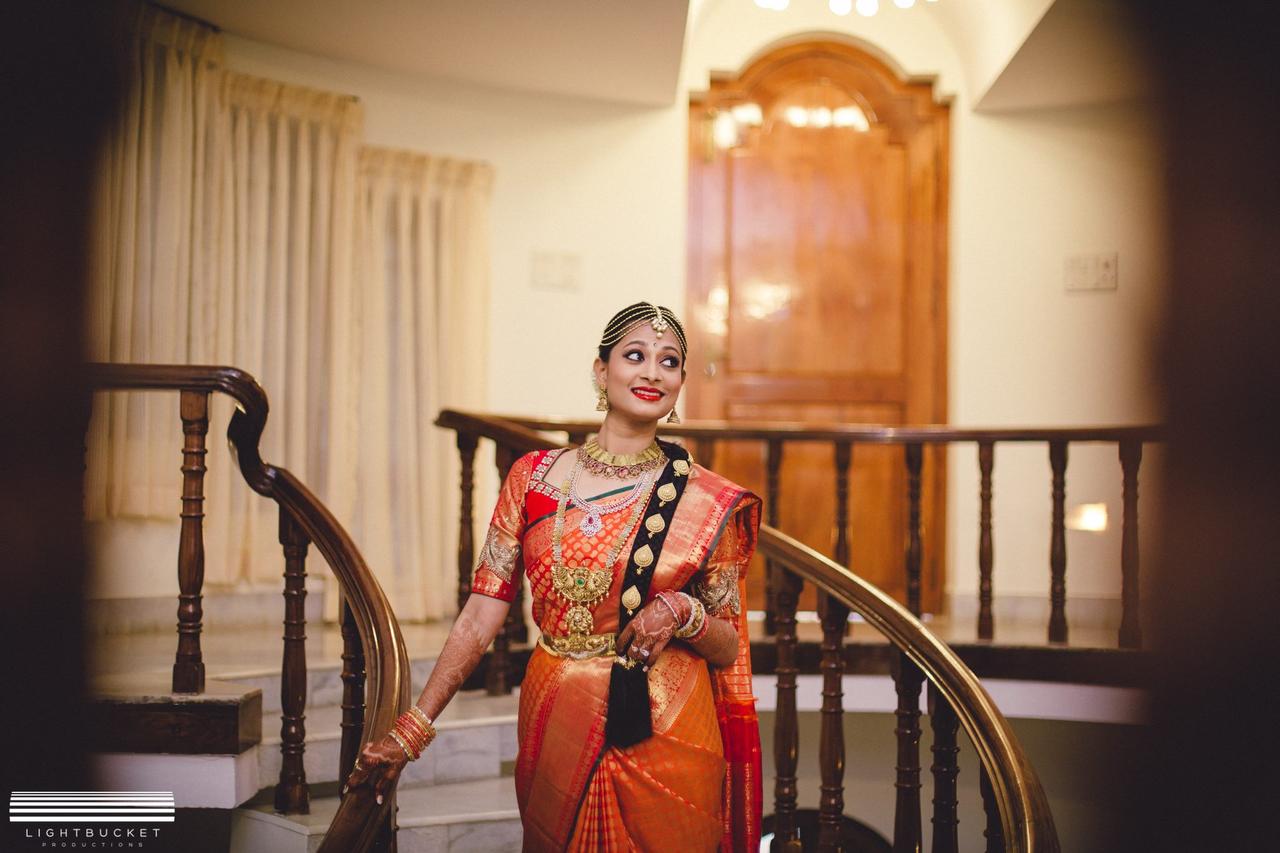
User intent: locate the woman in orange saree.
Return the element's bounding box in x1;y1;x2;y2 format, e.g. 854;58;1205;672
346;302;762;852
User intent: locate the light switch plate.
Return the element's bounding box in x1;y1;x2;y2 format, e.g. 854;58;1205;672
1065;252;1119;292
531;250;582;292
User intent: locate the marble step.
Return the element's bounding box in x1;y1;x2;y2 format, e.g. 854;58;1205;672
222;655;441;716
89;623;460;715
231;776;521;853
256;690;519;791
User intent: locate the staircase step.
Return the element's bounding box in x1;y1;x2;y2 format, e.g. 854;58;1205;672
88;673;262;754
231;777;521;853
256;690;519;790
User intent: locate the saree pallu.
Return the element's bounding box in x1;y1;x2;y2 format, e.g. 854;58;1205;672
471;449;762;852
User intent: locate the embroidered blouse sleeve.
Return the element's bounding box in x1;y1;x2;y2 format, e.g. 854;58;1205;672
470;452;536;603
691;510;753;623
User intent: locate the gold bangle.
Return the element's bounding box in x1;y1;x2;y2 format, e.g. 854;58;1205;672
674;596;706;639
394;708;436;755
388;729;417;761
392;722;425;755
408;706;437;742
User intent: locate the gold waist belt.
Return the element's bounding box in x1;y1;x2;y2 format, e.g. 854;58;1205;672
538;632;616;660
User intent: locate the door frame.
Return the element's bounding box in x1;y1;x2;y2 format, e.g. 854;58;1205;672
686;38;951;612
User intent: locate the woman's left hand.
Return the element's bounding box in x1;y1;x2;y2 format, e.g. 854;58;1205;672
618;596;685;671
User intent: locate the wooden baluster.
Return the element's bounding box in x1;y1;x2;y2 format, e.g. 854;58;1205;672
905;443;924;616
764;438;784;635
980;763;1005;853
834;441;852;569
978;441;995;640
692;436;716;470
817;594;850;851
928;682;960;853
1119;440;1143;649
892;652;924;853
455;432;478;614
173;390;209;694
338;597;365;787
1048;440;1069;643
275;509;310;814
772;567;803;851
488;445;520;694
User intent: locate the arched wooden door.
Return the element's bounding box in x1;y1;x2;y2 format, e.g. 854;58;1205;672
687;41;949;612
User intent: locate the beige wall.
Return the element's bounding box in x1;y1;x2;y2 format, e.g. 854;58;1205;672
92;6;1165;617
224;36;687;423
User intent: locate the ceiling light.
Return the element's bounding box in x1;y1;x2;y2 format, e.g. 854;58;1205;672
833;105;870;131
829;0;853;14
730;102;763;127
783;106;809;127
855;0;879;16
712;112;739;149
895;0;916;8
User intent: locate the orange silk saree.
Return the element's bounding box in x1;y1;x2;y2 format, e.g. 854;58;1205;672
470;449;762;852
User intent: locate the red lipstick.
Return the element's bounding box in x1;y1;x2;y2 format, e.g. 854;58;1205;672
631;387;663;402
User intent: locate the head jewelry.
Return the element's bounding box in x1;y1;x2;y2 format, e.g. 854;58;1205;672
599;302;688;358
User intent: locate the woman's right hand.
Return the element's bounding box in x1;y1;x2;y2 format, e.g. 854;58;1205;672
343;735;410;804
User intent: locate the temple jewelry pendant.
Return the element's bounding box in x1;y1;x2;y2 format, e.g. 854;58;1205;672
565;605;595;635
633;544;654;569
621;586;642;615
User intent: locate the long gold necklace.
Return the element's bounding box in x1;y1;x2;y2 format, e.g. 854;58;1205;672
551;463;652;637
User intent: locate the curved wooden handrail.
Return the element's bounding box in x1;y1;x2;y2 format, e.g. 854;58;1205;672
758;526;1060;852
87;364;409;852
494;412;1164;444
437;407;1058;849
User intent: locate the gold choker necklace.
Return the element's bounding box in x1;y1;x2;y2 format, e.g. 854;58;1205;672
579;436;664;479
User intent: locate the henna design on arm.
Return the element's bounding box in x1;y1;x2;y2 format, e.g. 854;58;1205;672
416;593;510;720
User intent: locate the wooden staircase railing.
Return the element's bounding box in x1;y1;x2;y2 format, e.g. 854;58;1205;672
436;408;1063;850
493;413;1164;648
87;364;410;853
760;526;1058;852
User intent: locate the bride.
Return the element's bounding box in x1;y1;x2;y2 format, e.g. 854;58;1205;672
345;302;762;851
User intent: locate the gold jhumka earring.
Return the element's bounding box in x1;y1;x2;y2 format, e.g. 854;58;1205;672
666;408;681;424
596;385;609;412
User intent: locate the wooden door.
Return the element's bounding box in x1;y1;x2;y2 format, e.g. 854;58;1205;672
687;41;949;612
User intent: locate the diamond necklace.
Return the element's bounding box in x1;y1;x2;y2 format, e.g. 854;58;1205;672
567;462;657;537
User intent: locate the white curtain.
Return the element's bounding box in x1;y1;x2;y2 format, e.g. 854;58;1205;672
343;149;492;620
85;6;225;519
86;6;490;618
